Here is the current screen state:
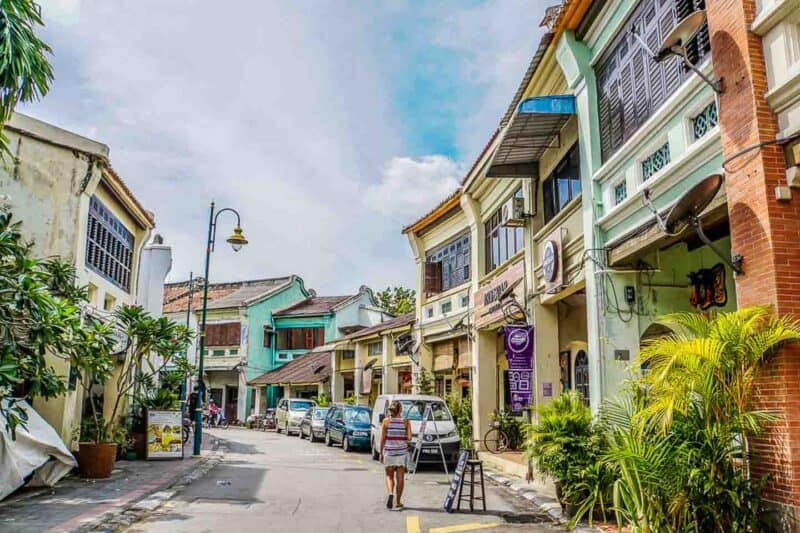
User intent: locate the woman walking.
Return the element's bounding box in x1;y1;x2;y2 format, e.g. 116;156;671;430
380;400;411;511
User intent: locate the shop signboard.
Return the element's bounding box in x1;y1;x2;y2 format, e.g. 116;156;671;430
504;325;535;413
146;410;183;459
443;449;471;512
473;261;524;329
541;227;565;295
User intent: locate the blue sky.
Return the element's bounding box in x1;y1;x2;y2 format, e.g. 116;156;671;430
28;0;546;294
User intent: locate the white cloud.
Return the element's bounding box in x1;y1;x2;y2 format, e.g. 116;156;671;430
364;156;461;218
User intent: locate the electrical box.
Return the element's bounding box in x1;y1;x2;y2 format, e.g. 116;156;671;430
624;285;636;305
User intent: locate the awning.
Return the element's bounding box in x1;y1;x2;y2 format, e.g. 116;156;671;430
248;351;331;386
363;358;378;371
487;95;576;178
433;355;454;372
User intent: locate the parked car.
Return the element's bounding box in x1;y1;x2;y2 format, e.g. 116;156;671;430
261;408;276;430
299;406;329;442
275;398;316;435
324;404;371;452
370;394;460;467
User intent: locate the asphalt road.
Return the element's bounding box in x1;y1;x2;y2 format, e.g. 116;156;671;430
126;427;559;533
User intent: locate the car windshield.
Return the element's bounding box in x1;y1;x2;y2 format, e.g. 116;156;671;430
400;400;451;421
344;408;370;424
290;400;314;411
313;409;329;420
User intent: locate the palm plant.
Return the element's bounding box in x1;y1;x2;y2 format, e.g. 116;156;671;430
0;0;53;154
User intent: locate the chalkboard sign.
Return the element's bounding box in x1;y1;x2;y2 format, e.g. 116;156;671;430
443;449;470;512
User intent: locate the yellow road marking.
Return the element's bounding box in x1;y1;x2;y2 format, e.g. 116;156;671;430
406;515;421;533
428;523;501;533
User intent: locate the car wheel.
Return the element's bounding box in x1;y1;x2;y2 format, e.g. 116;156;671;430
325;431;332;447
309;431;316;443
276;423;282;434
343;436;350;452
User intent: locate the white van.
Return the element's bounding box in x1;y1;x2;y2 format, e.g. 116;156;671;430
370;394;460;467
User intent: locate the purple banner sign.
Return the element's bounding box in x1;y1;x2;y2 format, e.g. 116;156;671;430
504;325;534;413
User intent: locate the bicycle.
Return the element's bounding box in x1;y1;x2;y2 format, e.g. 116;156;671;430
482;420;509;454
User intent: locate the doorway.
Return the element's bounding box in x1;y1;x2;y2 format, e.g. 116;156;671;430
225;386;238;423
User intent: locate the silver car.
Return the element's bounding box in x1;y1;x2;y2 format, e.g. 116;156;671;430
275;398;316;435
299;407;329;442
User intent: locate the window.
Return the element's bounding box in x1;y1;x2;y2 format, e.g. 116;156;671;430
342;350;355;360
426;306;434;319
484;188;525;274
596;0;711;162
277;352;291;361
263;326;272;348
205;322;241;347
460;294;469;308
575;350;590;405
435;376;453;397
85;196;134;292
641;142;671;181
692;101;718;139
542;144;581;223
367;341;382;356
614;181;628;205
103;293;116;311
276;327;325;350
212;349;226;356
441;301;452;314
229;349;238;356
202;349;209;356
424;231;471;294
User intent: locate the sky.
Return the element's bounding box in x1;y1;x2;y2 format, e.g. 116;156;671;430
29;0;546;295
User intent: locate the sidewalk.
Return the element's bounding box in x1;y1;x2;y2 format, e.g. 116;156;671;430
0;435;223;533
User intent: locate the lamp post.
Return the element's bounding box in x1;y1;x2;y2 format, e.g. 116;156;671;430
193;201;248;456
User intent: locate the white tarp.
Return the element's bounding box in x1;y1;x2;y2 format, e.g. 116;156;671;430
0;401;77;501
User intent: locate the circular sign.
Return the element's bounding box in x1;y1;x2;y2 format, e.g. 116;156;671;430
508;327;530;352
542;240;558;283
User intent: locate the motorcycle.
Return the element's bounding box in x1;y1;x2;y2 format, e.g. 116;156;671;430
202;412;229;429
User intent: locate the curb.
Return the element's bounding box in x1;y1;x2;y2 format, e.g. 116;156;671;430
75;437;229;532
484;468;602;533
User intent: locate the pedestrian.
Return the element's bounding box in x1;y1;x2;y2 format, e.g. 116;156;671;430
380;400;411;511
188;386;199;418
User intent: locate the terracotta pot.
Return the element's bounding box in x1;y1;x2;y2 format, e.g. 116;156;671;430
76;442;117;479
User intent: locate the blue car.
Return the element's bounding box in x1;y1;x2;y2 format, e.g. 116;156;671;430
324;404;372;452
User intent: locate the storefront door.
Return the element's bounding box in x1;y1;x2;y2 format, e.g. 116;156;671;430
574;350;589;405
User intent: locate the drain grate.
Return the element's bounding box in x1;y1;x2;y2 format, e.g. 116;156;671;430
501;512;547;524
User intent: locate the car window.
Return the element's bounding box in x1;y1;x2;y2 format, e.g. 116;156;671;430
400;400;451;421
304;410;312;420
345;408;370;424
290;400;314;411
313;409;328;420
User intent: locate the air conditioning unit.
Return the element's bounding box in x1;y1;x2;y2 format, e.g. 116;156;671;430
500;196;526;228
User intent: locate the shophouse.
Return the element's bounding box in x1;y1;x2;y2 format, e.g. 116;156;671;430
162;276;308;423
552;0;735;412
403;191;473;402
331;314;415;406
251;287;389;407
0;113;166;445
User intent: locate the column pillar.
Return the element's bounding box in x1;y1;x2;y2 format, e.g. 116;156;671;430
471;329;497;448
706;0;800;521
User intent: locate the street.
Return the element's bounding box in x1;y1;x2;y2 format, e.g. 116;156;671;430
127;428;558;533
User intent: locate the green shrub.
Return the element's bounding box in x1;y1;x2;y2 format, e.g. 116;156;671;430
446;393;473;450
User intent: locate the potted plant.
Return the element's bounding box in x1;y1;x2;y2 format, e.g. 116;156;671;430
524;391;593;512
76;306;192;477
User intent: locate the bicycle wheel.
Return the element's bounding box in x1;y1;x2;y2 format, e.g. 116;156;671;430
483;428;509;454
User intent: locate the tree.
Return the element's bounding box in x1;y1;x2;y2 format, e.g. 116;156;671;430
375;286;415;316
0;0;54;154
416;367;433;395
0;211;114;437
81;305;193;444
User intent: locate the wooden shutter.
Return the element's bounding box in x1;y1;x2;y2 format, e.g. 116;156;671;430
424;261;442;294
316;327;325;347
205;323;239;347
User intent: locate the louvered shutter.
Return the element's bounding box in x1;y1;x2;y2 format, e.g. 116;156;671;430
659;6;684;97
424;261;442;294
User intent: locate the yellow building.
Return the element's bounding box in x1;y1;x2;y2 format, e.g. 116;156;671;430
1;113;157;446
331;314;415;406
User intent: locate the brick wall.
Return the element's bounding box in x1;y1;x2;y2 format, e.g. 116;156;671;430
707;0;800;515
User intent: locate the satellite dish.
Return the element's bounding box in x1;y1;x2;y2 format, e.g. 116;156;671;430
664;173;723;235
655;174;744;275
655;10;707;62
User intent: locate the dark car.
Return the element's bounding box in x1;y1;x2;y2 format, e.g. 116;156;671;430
299;406;329;442
324;404;371;452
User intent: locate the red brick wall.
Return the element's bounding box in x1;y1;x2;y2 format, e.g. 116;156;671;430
707;0;800;512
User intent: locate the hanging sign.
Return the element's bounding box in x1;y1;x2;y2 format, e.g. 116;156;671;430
146;409;183;459
443;449;471;512
473;261;524;328
504;325;535;413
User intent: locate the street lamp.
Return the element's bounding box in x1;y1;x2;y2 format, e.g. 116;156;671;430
193;201;248;456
